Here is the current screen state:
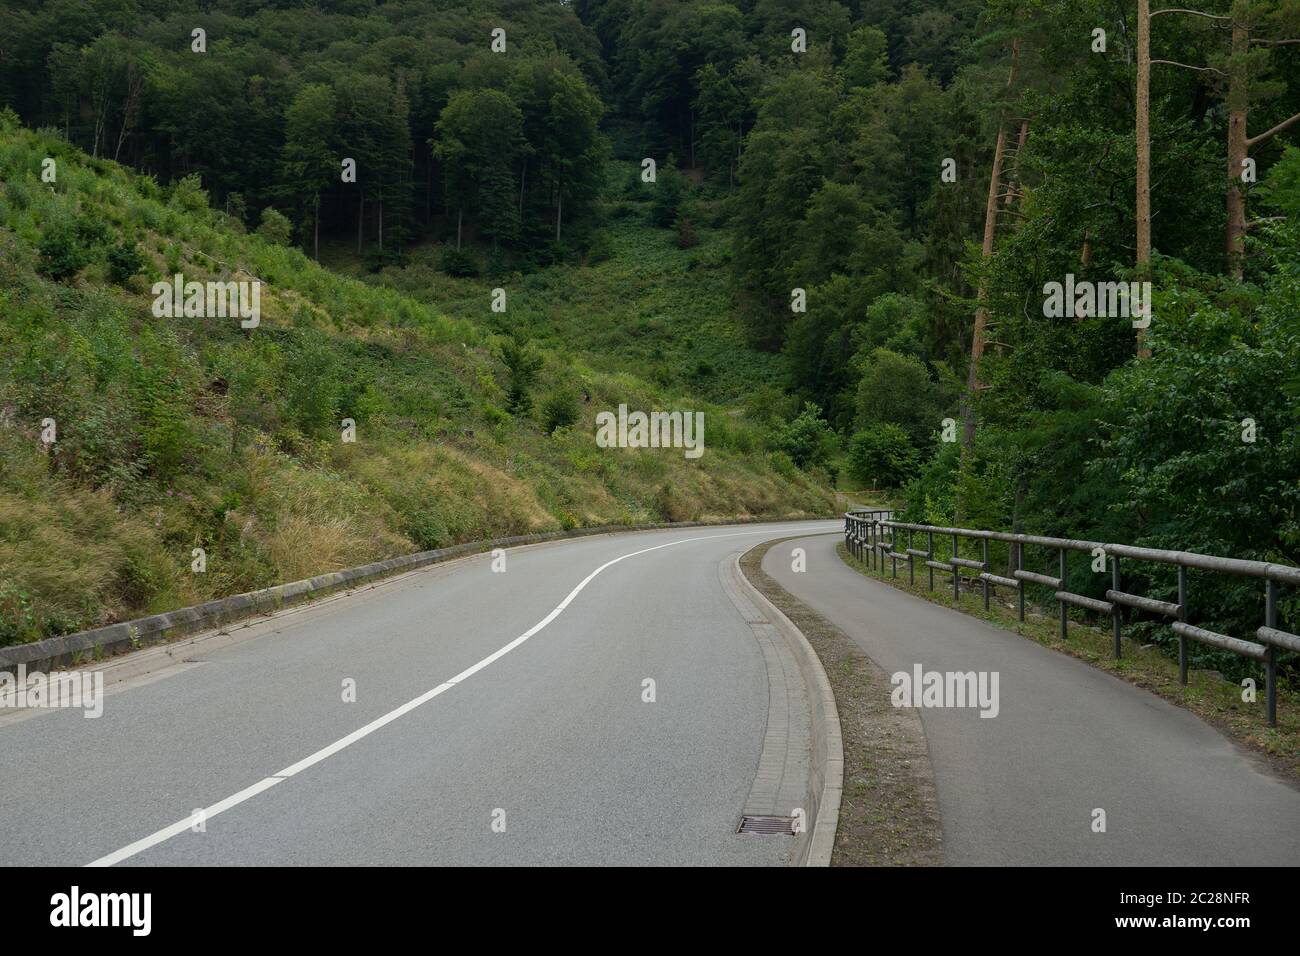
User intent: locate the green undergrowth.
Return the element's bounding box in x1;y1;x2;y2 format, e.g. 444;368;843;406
0;117;832;645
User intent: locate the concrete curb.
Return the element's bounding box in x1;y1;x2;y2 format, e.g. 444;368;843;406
734;549;844;867
0;515;837;676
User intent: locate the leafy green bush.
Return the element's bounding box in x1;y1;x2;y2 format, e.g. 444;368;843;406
404;508;450;550
623;163;649;199
283;338;341;437
775;402;838;471
500;338;543;414
169;173;209;213
37;217;91;279
541;389;580;433
164;243;182;274
255;207;293;246
847;424;920;488
855;347;958;449
1257;145;1300;217
767;450;800;481
650;161;687;228
106;239;145;285
441;245;481;277
5;177;31;211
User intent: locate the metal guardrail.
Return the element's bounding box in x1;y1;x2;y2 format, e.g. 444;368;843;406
843;510;1299;726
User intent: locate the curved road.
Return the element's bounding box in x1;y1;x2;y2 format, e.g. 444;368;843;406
0;521;836;867
5;521;1296;867
765;531;1300;866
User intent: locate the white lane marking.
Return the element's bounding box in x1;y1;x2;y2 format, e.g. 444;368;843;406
87;777;284;868
87;523;834;866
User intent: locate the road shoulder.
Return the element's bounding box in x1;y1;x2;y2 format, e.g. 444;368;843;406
834;540;1300;783
739;537;944;866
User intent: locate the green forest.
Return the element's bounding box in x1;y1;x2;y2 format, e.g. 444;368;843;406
1;0;1298;672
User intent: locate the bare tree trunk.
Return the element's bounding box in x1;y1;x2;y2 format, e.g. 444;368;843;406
456;207;462;250
92;101;104;158
1226;16;1249;281
963;38;1021;449
113;64;143;163
1136;0;1152;356
556;188;562;243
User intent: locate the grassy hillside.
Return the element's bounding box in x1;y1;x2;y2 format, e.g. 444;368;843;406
0;115;832;646
337;162;791;412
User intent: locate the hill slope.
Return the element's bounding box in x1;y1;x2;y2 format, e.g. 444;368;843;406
336;162;791;411
0;114;832;645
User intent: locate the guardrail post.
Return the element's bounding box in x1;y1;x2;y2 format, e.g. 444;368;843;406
834;516;1293;727
1266;645;1277;728
1266;579;1278;727
1111;554;1122;659
927;530;934;592
981;538;990;611
1058;548;1068;640
1016;542;1025;623
951;533;960;604
1177;566;1188;685
907;529;915;585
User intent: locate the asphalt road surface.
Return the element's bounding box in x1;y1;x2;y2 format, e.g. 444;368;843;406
6;520;1295;867
765;531;1300;866
0;521;837;866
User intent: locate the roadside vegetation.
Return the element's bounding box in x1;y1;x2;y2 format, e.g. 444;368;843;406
2;0;1297;675
0;115;832;645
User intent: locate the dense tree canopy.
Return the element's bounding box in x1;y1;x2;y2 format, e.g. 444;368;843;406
3;0;1298;659
0;0;609;259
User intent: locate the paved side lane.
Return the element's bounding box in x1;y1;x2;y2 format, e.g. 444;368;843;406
764;532;1300;866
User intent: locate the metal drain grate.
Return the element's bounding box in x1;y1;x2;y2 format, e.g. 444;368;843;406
737;814;798;835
